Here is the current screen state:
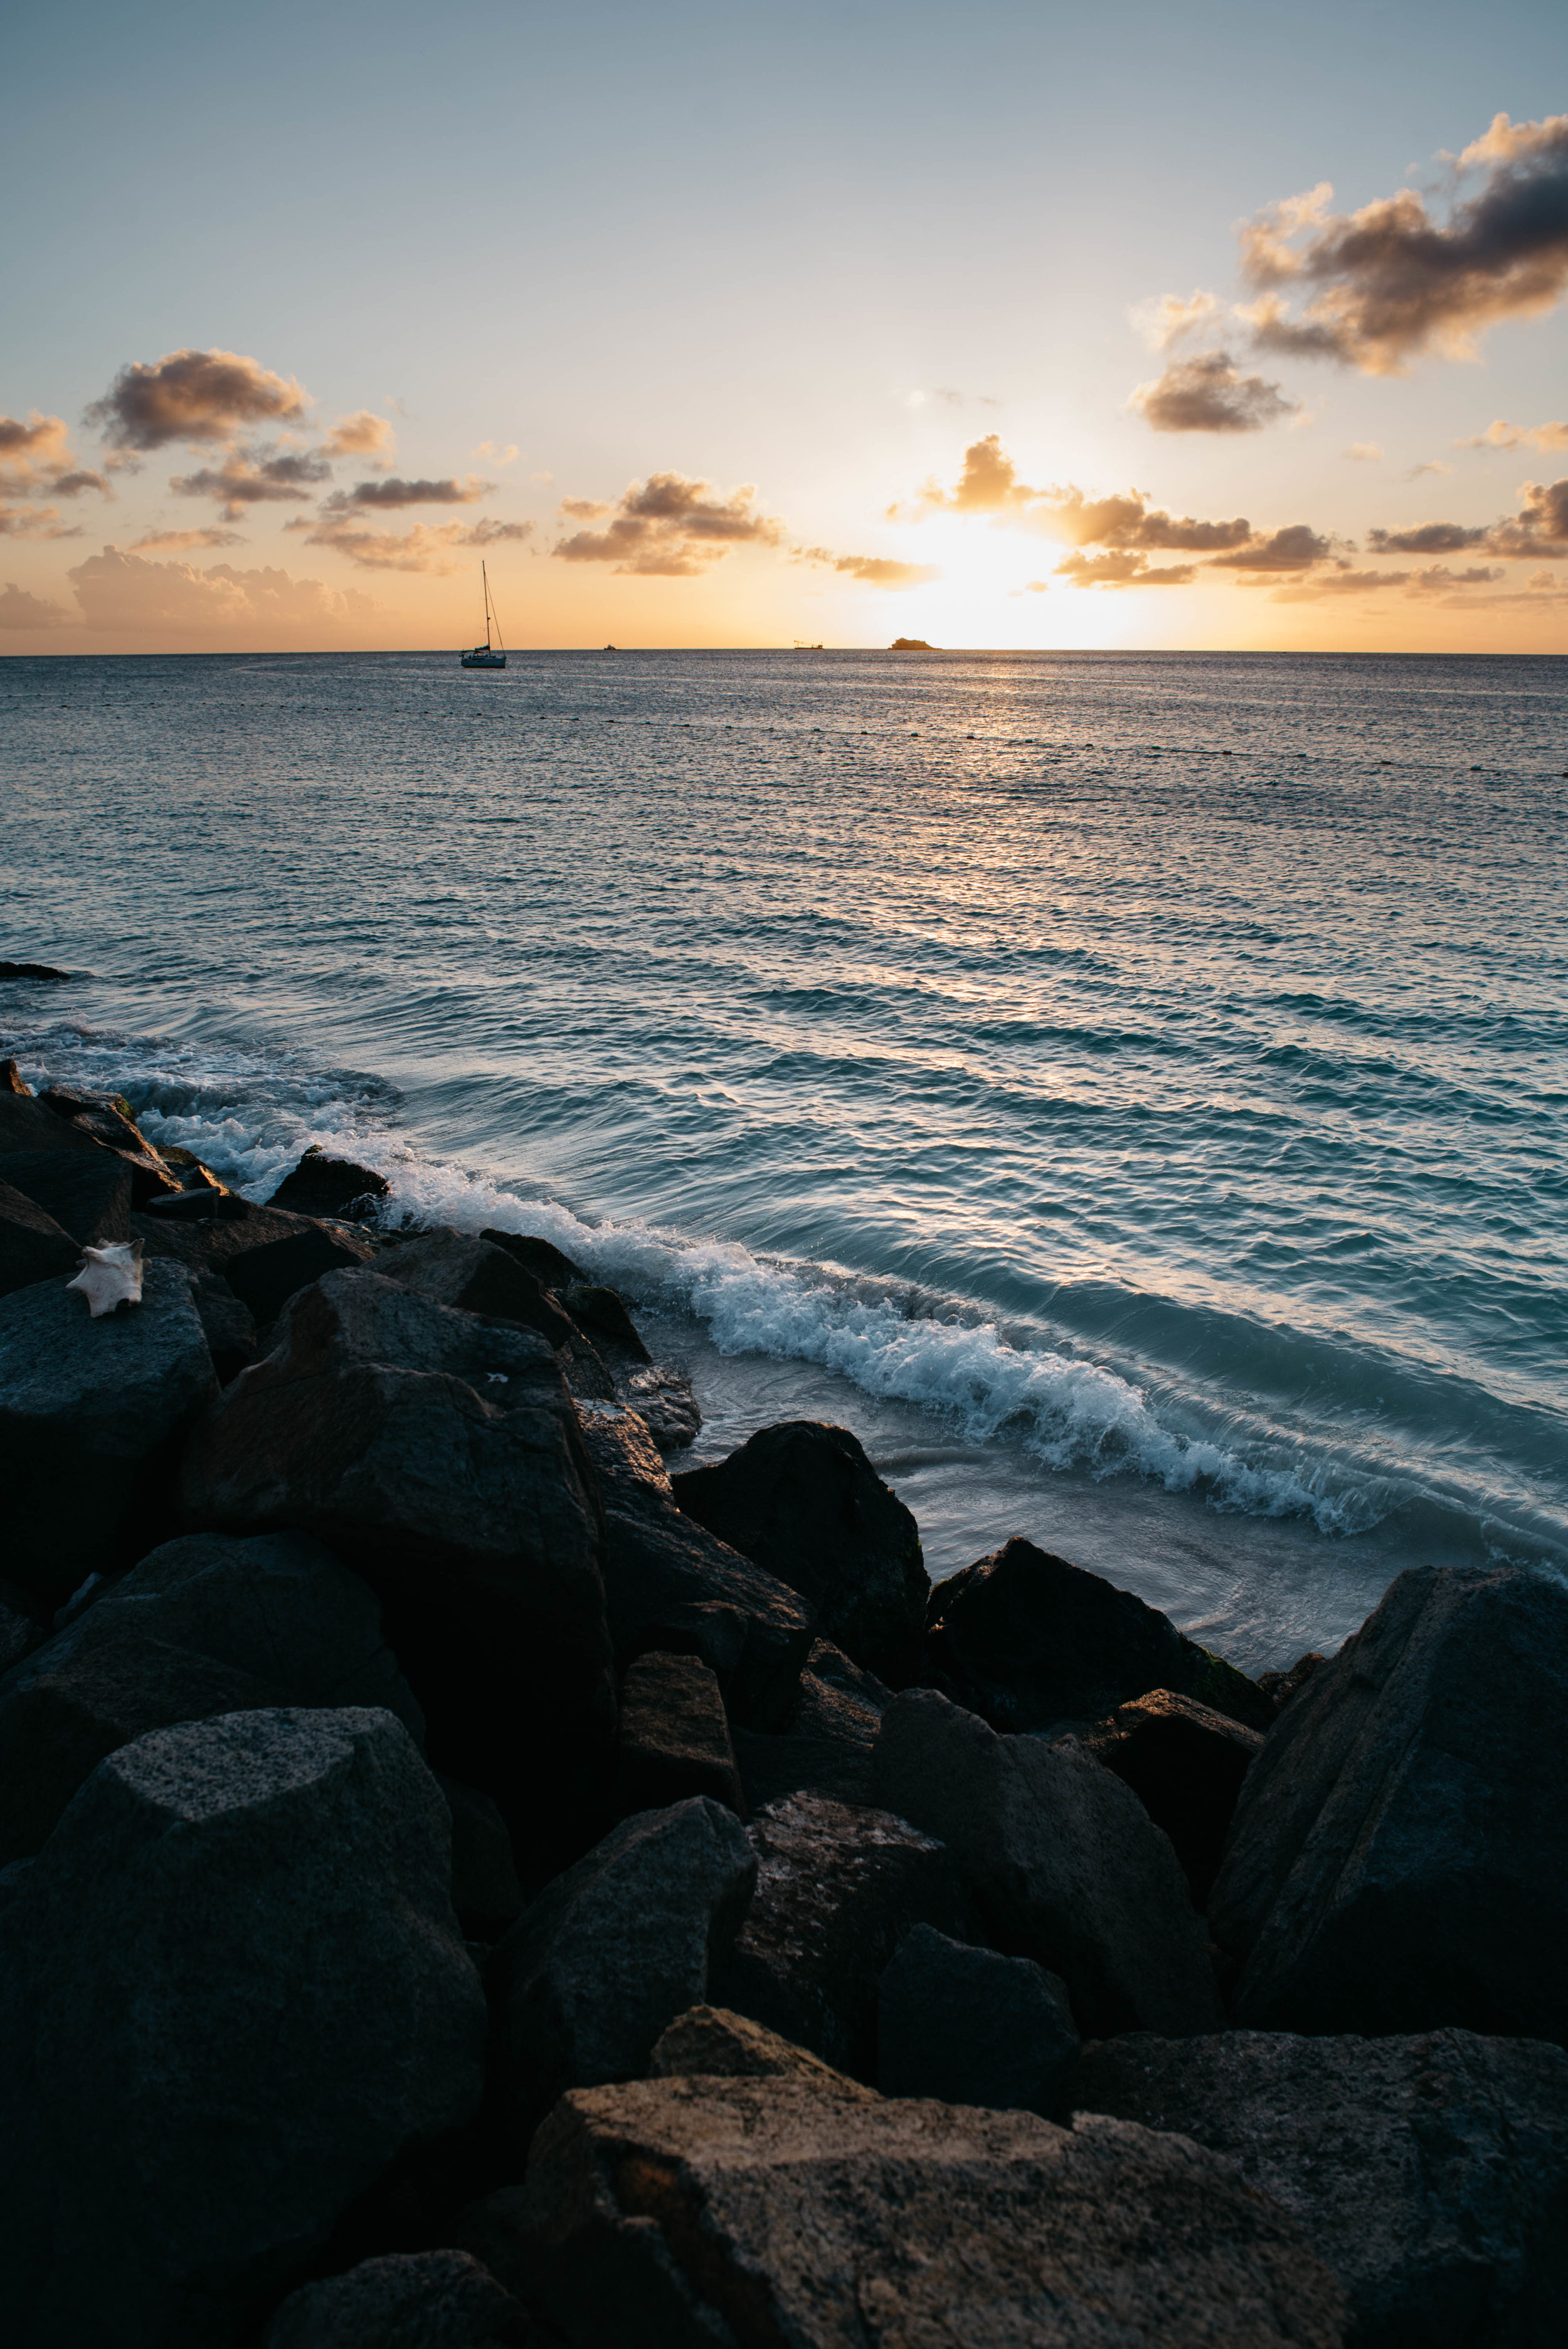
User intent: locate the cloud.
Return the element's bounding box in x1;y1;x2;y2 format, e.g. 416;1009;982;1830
131;526;248;551
1458;416;1568;452
65;546;376;633
1406;563;1505;590
894;433;1037;516
552;472;781;575
1269;566;1411;602
1485;475;1568;554
0;580;73;629
1055;549;1198;587
0;504;81;541
1128;351;1299;433
0;411;112;502
1208;524;1335;571
797;549;941;588
319;475;490;512
1237;114;1568;373
474;441;519;464
1343;442;1384;461
87;349;310;451
171;447;332;521
293;516;531;573
1406;460;1453;479
322;411;395;460
1367;519;1491;553
1034;486;1253;550
1130;289;1223;349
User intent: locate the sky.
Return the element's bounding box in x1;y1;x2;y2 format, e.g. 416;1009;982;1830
4;0;1568;654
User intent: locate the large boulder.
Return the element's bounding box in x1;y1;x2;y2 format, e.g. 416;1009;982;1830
926;1535;1272;1732
0;1707;487;2343
0;1086;112;1160
731;1635;888;1811
34;1083;180;1201
267;1146;391;1223
179;1268;615;1872
673;1419;928;1682
1209;1562;1568;2042
874;1688;1224;2037
506;2076;1349;2347
648;2003;876;2097
479;1226;586;1289
381;1227;613;1397
1076;1689;1263;1907
615;1650;744;1818
0;1145;133;1247
580;1403;812;1730
0;1256;218;1606
1069;2027;1568;2348
263;2250;520;2349
486;1796;756;2155
0;1530;423;1860
877;1922;1079;2116
723;1791;975;2081
0;1175;79;1295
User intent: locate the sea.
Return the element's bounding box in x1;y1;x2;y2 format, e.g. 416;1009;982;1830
4;648;1565;1671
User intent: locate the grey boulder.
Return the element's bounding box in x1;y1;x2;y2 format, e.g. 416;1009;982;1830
511;2075;1349;2348
731;1632;889;1811
0;1706;487;2345
878;1921;1079;2116
1075;1687;1263;1906
487;1795;757;2152
0;1175;80;1295
0;1145;134;1246
263;2250;519;2349
382;1226;613;1397
1069;2027;1568;2348
1210;1562;1568;2041
615;1648;744;1818
874;1687;1224;2036
0;1256;218;1605
649;2002;877;2097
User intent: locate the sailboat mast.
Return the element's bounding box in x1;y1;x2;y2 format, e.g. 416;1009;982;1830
482;561;491;649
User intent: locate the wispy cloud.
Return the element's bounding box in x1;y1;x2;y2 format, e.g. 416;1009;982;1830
1457;416;1568;452
319;474;490;512
1128;351;1299;433
1343;442;1384;462
171;447;332;521
323;411;395;460
87;349;310;450
130;526;248;552
1406;460;1453;479
474;440;519;464
0;504;82;541
294;516;531;573
1128;289;1222;349
553;472;781;575
1054;550;1198;587
797;548;941;588
0;411;113;501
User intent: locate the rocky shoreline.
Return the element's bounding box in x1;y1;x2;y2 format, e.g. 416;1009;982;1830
1;1062;1564;2346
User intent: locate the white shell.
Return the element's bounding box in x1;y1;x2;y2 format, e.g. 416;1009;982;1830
66;1239;145;1317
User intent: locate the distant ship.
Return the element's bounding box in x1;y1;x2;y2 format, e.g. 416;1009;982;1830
793;639;825;650
459;563;506;668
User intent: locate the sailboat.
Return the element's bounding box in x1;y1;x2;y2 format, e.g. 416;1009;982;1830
459;563;506;667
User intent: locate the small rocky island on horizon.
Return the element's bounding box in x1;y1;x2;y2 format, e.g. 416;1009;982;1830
889;636;936;650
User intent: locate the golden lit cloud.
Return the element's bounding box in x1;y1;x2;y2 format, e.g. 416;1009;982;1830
797;547;941;588
1458;416;1568;452
131;527;249;551
553;472;781;575
1129;289;1222;349
323;410;396;460
294;515;531;572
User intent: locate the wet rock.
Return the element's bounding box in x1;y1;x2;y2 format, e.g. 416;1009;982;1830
618;1363;701;1450
0;1175;78;1296
0;1706;487;2344
924;1535;1273;1733
731;1635;888;1811
0;960;68;981
0;1528;423;1861
674;1419;928;1683
615;1650;744;1818
180;1270;615;1872
1069;2027;1568;2349
36;1082;181;1201
649;2003;877;2096
874;1687;1224;2037
268;1146;392;1223
224;1224;381;1328
192;1268;260;1382
723;1791;975;2081
384;1228;615;1398
0;1086;107;1158
1256;1649;1327;1714
479;1227;586;1288
0;1144;132;1245
1075;1689;1264;1907
437;1772;527;1936
0;1256;218;1606
559;1281;650;1364
487;1796;756;2154
132;1194;363;1281
878;1922;1079;2115
1210;1562;1568;2042
263;2249;521;2349
0;1055;30;1091
511;2074;1350;2348
580;1403;813;1730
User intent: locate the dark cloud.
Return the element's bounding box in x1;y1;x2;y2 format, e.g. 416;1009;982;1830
49;470;112;498
87;349;309;451
0;580;72;629
1208;524;1335;572
1128;351;1299;433
171;448;332;521
131;527;248;552
1487;475;1568;554
1367;521;1489;554
320;475;489;512
294;516;531;573
1239;114;1568;373
553;473;781;575
1055;549;1198;587
1407;563;1505;590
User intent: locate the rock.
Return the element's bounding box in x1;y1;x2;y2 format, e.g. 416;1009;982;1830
878;1922;1079;2116
649;2003;876;2096
618;1364;701;1450
268;1146;392;1222
731;1635;889;1811
1069;2027;1568;2349
0;1145;133;1245
383;1228;615;1399
132;1195;366;1283
224;1224;381;1328
480;1226;586;1288
674;1419;929;1683
0;1591;45;1674
509;2075;1350;2348
579;1403;813;1731
0;1529;424;1861
874;1688;1224;2037
192;1268;260;1382
436;1772;526;1934
0;1175;78;1296
559;1281;650;1364
0;960;68;980
36;1082;180;1201
0;1707;487;2343
924;1535;1273;1732
0;1055;29;1090
179;1270;615;1872
487;1796;757;2153
723;1791;975;2081
0;1256;218;1606
0;1087;108;1158
615;1650;744;1818
1210;1562;1568;2042
1075;1689;1264;1907
263;2249;521;2349
1256;1650;1327;1714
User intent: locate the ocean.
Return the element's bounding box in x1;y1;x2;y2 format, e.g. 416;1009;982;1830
4;647;1565;1670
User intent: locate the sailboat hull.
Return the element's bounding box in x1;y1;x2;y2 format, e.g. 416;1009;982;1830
459;649;506;667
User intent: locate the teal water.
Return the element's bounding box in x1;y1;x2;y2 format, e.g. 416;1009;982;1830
3;648;1564;1663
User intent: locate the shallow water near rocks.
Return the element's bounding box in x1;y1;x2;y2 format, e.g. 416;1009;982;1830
3;647;1565;1668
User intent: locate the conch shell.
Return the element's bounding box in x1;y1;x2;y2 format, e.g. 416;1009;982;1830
66;1239;145;1318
